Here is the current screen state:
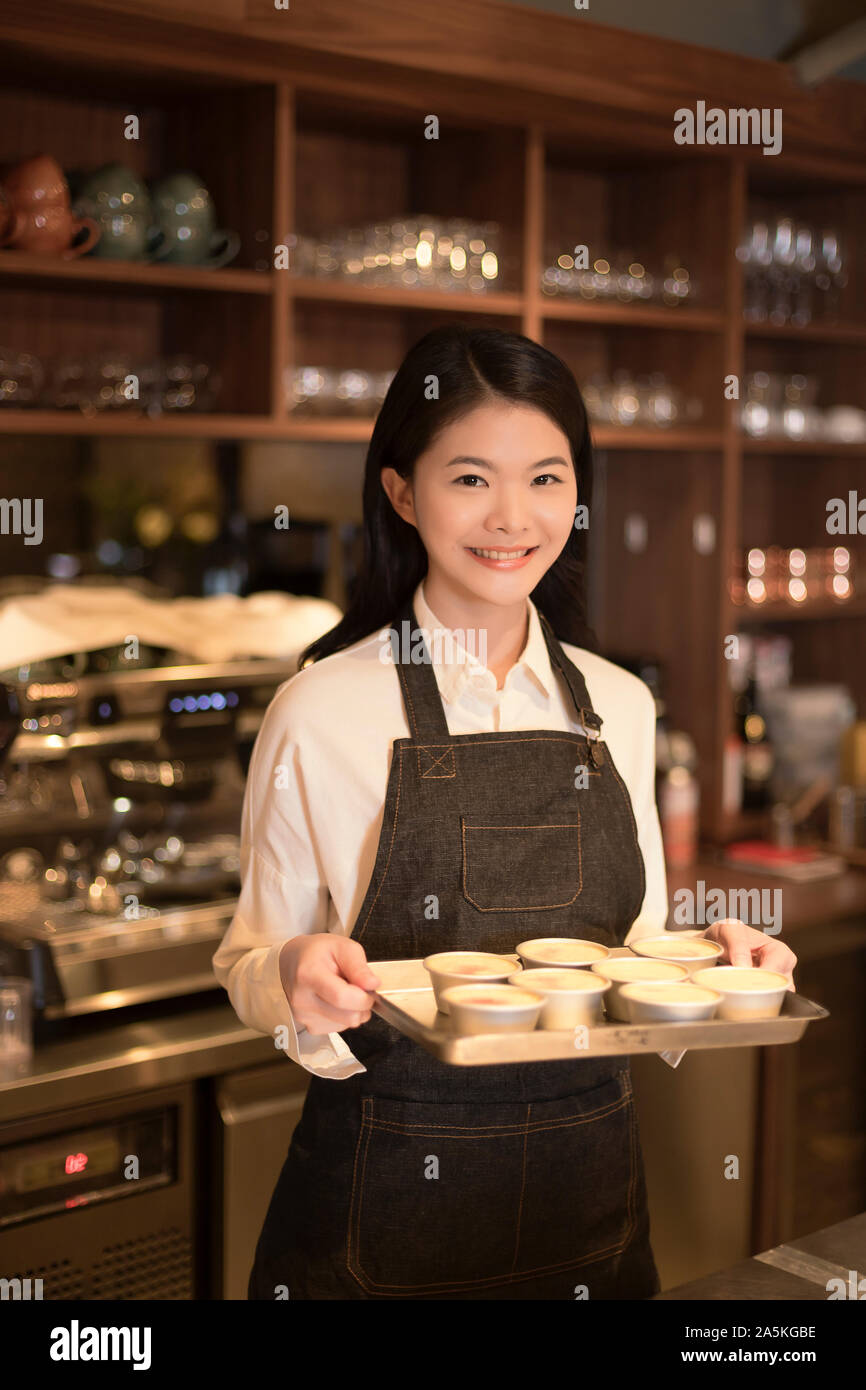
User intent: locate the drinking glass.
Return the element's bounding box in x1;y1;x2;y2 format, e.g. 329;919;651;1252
0;976;32;1080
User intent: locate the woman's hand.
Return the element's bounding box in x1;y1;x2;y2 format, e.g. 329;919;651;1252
279;934;381;1034
700;918;798;990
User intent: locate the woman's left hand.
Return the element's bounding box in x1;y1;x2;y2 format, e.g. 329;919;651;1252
701;918;798;990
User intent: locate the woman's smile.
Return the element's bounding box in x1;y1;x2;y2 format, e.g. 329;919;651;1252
466;544;540;569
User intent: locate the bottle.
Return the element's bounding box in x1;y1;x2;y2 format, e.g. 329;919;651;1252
735;667;774;810
658;730;699;870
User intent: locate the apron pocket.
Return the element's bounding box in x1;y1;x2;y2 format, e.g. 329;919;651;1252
346;1074;635;1296
461;813;582;912
511;1071;638;1283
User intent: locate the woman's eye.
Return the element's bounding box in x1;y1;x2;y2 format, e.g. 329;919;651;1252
455;474;486;487
533;474;563;485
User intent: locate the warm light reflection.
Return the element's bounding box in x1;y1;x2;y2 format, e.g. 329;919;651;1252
788;577;807;602
746;577;766;603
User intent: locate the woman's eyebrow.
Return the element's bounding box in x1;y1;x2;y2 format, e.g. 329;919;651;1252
444;456;570;470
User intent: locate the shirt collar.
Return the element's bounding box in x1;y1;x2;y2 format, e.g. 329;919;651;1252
411;579;555;704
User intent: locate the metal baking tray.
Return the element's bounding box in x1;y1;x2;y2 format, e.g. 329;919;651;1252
370;949;829;1065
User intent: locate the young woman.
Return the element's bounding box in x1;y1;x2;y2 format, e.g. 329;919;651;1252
214;325;796;1301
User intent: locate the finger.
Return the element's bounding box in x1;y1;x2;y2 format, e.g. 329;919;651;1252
334;936;381;990
313;972;378;1012
718;928;754;969
298;995;372;1032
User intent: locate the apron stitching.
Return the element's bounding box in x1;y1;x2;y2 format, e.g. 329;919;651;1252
347;1099;374;1277
461;815;583;912
417;746;456;777
354;749;405;944
348;1237;634;1294
346;1095;634;1293
364;1096;629;1136
605;756;647;923
510;1103;531;1275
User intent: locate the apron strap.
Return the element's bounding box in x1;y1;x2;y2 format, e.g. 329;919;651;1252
390;598;603;746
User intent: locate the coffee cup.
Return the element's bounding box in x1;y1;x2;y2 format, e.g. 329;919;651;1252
1;154;99;258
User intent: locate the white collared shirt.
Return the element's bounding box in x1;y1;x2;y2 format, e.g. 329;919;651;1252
212;579;668;1079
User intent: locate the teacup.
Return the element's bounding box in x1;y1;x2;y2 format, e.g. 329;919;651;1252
1;154;99;258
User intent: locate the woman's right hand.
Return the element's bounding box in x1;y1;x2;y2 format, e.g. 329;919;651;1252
279;933;381;1034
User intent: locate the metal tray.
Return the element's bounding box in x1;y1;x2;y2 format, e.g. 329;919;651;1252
370;950;829;1066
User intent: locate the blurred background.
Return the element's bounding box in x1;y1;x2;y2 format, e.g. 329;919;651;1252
0;0;865;1302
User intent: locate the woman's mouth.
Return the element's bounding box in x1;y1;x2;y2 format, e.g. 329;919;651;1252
466;545;539;569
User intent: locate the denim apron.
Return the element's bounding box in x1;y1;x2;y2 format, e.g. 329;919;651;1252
248;600;660;1300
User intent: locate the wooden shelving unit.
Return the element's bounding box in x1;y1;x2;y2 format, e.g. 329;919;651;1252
1;0;865;840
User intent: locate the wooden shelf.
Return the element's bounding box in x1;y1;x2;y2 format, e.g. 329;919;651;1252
0;250;272;294
592;427;723;451
0;412;728;447
741;436;866;456
733;597;866;624
541;299;724;332
0;411;287;438
745;320;866;346
288;275;523;315
1;0;865;853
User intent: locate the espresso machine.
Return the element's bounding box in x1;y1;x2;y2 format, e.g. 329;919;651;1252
0;650;290;1036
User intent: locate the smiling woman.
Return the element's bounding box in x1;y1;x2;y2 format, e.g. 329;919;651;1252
215;324;666;1301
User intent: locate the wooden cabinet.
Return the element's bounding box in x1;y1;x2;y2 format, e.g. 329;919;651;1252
1;0;865;839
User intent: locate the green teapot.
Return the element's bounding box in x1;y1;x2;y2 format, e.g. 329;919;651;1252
74;163;164;261
149;170;239;268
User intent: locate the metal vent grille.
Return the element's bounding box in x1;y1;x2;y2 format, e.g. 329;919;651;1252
91;1227;193;1300
8;1228;192;1300
6;1257;86;1300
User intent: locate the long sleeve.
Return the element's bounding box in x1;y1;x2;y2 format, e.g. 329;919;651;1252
622;682;670;943
212;687;367;1080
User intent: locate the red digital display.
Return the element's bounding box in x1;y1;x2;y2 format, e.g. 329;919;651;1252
64;1152;88;1175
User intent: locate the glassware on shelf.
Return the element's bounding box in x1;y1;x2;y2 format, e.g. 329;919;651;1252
287;215;501;294
38;352;219;413
580;369;702;430
739;371;864;441
286;364;395;416
738;216;848;325
540;245;695;306
0;348;44;406
730;545;855;607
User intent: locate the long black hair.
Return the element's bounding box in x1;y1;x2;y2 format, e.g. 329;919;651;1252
298;324;598;669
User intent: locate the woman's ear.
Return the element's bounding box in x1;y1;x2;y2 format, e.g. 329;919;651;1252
380;467;417;529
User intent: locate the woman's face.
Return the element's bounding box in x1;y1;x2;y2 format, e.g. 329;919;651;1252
381;401;578;609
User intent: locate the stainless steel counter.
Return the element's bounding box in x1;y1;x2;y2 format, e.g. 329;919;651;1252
654;1210;866;1299
0;995;278;1123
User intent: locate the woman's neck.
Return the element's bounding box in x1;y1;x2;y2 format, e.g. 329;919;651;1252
422;576;530;690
